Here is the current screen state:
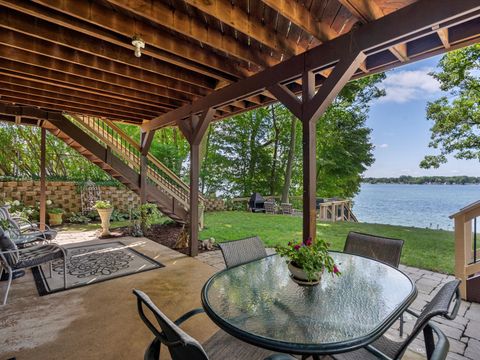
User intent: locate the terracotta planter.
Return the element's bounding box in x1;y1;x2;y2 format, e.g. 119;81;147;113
48;213;63;226
96;207;113;237
288;262;322;285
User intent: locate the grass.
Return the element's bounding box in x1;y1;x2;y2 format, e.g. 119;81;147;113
200;211;455;274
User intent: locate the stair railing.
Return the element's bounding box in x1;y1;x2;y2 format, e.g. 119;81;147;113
66;114;202;209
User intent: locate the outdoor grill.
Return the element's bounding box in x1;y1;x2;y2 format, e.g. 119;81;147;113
249;193;265;213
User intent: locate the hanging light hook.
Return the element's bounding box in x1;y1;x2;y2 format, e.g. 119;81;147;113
131;35;145;58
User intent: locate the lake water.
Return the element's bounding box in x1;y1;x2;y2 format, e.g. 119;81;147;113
352;184;480;230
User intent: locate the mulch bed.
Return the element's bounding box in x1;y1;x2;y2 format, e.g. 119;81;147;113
117;222;214;255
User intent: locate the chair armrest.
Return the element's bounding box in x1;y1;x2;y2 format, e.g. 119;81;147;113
12;217;37;230
174;308;205;326
365;345;395;360
428;323;450;360
1;243;65;254
445;288;461;320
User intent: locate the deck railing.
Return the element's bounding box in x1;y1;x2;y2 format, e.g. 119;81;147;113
450;201;480;300
65;114;203;210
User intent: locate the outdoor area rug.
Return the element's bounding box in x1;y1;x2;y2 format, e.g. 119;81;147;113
32;241;164;296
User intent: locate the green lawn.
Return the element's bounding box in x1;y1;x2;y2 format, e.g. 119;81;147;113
200;211;455;274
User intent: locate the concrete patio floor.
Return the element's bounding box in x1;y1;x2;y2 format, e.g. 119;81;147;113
1;229;479;360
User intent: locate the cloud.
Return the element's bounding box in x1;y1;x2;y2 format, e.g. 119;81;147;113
376;143;389;149
377;67;441;103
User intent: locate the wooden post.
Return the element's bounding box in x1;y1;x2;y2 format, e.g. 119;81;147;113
139;131;148;204
178;108;215;257
39;127;46;231
189;142;200;257
302;119;317;242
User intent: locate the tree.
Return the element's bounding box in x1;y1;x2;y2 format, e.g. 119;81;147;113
315;74;385;198
421;44;480;169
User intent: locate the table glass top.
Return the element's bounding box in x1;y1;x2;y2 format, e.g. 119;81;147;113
203;253;415;348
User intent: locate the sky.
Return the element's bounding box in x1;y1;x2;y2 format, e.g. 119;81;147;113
364;55;480;178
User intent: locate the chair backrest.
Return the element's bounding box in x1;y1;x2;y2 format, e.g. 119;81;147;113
281;203;293;215
133;289;209;360
0;227;19;267
218;236;267;268
264;201;276;214
394;280;461;359
344;231;404;268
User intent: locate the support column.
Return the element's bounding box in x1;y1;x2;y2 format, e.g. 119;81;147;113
178;108;215;257
268;51;366;243
302;120;317;242
139;131;148;204
39;127;46;231
189;142;200;257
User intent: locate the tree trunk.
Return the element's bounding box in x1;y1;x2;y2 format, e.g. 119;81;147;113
281;114;297;203
270;105;280;195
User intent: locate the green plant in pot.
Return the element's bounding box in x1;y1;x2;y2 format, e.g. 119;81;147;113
94;200;113;237
48;208;64;226
276;237;340;285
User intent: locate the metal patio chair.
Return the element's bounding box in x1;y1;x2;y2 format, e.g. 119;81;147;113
264;201;276;215
0;227;66;305
280;203;294;215
344;231;406;335
218;236;267;268
133;289;295;360
331;279;461;360
0;206;57;247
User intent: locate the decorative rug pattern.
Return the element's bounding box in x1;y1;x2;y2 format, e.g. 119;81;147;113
32;241;164;296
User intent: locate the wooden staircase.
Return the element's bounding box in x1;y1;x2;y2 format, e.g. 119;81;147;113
43;114;201;223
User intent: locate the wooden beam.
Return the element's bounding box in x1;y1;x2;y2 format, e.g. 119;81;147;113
305;52;367;122
337;0;410;62
0;48;192;105
141;130;154;156
260;0;338;42
437;27;451;48
192;108;216;145
103;0;278;68
189;142;200;257
0;77;164;116
267;84;302;119
39;126;46;231
139;132;148;204
0;67;175;111
181;0;302;57
1;0;248;81
0;35;210;99
0;83;159;119
143;0;480;132
0;95;143;123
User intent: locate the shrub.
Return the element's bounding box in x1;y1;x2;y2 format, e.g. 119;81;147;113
66;212;91;224
94;200;112;209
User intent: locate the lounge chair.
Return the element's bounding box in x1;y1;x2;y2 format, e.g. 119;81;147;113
0;228;66;305
133;289;295;360
218;236;267;268
0;206;57;247
331;280;461;360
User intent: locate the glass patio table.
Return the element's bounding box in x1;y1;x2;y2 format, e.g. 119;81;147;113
201;252;417;357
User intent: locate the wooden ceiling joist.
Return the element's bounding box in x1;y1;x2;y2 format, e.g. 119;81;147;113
0;81;161;118
0;1;245;82
97;0;278;69
0;30;212;97
143;0;480;131
179;0;302;57
0;50;195;104
0;0;478;127
337;0;410;63
260;0;338;43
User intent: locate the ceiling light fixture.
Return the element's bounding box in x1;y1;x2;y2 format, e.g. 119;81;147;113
131;35;145;58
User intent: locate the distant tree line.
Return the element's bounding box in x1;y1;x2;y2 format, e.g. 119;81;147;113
362;176;480;185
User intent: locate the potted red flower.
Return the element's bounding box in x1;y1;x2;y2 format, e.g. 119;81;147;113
276;237;340;285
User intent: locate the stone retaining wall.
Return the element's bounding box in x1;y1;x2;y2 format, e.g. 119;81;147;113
0;181;139;214
0;181;224;213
